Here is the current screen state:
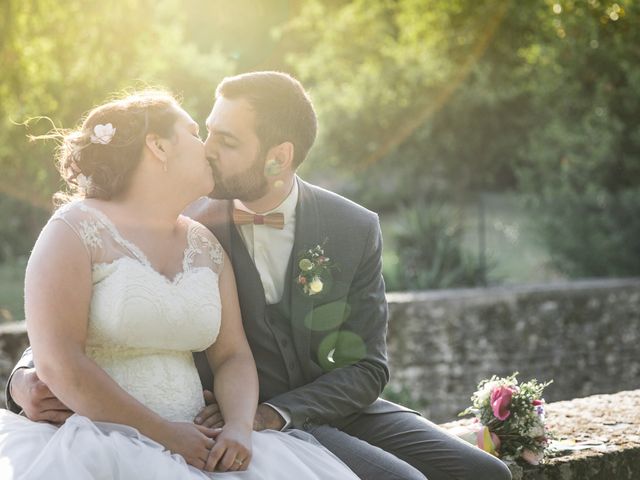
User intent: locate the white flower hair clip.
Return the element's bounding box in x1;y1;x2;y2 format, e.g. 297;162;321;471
76;173;93;192
90;123;116;145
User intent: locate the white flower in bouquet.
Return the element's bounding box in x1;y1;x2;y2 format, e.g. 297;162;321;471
475;380;499;405
526;416;546;438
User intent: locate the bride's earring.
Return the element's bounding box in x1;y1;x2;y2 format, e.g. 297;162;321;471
162;161;168;173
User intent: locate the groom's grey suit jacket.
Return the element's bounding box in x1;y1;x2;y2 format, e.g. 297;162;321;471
190;177;407;430
6;177;408;429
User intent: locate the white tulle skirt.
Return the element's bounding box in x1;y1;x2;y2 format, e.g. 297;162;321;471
0;410;358;479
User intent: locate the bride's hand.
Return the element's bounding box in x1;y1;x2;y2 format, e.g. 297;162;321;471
204;423;252;472
159;422;221;471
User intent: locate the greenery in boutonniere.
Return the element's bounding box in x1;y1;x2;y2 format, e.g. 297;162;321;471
296;241;339;297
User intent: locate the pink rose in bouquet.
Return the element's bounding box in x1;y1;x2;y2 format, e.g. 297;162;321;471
490;386;516;420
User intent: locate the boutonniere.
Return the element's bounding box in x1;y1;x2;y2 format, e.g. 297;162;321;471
296;241;339;297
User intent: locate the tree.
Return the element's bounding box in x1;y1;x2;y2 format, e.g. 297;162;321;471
283;0;538;207
515;0;640;276
0;0;234;211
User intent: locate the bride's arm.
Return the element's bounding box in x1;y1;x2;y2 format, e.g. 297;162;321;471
26;220;217;470
204;251;258;472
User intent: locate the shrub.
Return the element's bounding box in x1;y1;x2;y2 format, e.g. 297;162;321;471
387;201;488;290
526;187;640;278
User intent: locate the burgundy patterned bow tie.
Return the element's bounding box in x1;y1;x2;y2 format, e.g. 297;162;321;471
232;209;285;230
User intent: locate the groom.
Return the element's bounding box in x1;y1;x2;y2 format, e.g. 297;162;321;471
6;72;510;480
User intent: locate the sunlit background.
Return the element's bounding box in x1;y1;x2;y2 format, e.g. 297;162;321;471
1;0;638;321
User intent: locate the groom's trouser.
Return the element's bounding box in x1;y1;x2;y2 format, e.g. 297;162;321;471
307;411;512;480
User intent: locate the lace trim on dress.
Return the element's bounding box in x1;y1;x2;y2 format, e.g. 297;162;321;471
55;201;223;283
183;222;224;271
76;203;150;266
78;219;104;250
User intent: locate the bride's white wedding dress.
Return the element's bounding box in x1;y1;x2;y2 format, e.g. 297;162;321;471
0;201;358;479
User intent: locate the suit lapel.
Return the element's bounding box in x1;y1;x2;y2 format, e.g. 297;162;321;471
227;208;268;325
290;177;321;378
199;199;233;254
203;199;267;325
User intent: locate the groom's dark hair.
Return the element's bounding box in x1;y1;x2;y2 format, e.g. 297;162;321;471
216;71;317;167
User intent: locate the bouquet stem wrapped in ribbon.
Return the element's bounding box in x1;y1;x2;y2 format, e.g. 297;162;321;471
458;373;553;464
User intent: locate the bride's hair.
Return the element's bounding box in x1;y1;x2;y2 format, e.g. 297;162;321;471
39;90;181;202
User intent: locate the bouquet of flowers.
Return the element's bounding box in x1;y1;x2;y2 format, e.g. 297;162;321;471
459;373;552;465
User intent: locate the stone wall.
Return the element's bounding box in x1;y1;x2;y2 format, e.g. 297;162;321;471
386;278;640;422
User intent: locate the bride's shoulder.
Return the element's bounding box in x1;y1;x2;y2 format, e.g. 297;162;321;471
46;199;112;253
47;199;95;228
51;198;102;221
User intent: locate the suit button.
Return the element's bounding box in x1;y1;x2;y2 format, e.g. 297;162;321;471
281;338;289;348
289;361;296;369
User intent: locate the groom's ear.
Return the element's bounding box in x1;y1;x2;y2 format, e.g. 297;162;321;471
267;141;295;172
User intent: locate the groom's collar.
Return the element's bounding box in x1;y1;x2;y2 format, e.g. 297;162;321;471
233;179;299;225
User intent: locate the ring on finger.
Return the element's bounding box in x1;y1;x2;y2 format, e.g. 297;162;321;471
233;458;244;466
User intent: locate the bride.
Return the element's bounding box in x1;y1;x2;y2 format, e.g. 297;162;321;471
0;91;358;479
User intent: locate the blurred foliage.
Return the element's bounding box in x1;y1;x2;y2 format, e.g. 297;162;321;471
286;0;534;205
0;0;639;297
285;0;640;278
0;0;235;211
0;256;27;322
0;195;49;262
524;188;640;278
386;201;488;291
512;0;640;277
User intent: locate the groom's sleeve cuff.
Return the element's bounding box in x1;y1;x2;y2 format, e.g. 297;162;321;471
5;367;26;413
263;402;291;430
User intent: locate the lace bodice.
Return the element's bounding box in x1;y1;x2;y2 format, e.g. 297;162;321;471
50;201;224;422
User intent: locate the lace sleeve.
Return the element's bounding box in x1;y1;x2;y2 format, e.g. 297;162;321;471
183;220;225;275
49;201;108;263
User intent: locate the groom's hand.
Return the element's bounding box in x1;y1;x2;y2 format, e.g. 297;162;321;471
253;404;285;431
195;391;285;431
194;389;225;428
11;367;73;424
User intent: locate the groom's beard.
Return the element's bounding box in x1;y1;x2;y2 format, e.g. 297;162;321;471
209;152;269;202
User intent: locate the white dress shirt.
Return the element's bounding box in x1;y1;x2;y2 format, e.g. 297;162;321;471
233;181;299;428
233;181;298;305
